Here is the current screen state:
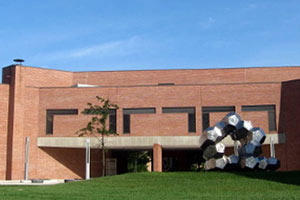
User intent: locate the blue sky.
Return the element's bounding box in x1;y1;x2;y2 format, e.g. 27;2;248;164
1;1;300;73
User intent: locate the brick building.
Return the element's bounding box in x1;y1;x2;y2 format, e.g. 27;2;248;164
0;64;300;180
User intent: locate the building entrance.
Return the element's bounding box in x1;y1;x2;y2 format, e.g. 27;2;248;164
162;149;202;172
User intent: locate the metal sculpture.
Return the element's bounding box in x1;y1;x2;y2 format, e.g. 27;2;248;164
200;112;280;171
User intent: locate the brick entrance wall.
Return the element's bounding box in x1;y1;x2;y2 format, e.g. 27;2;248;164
1;65;300;179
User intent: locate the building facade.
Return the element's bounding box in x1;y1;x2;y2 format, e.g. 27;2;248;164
0;65;300;180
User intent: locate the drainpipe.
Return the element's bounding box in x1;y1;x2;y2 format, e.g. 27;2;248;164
24;137;30;180
86;138;91;180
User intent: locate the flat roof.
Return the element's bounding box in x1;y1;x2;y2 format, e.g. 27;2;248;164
3;64;300;74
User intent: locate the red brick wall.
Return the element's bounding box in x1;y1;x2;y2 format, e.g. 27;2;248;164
7;66;24;180
37;148;85;179
0;84;9;179
21;66;73;88
20;67;74;179
3;66;75;180
73;66;300;86
39;82;281;137
23;88;40;179
3;65;300;179
277;80;300;171
203;83;281;132
34;148;102;179
245;67;300;82
153;144;162;172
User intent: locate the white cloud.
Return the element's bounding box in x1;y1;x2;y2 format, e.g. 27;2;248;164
69;42;121;58
69;36;141;58
31;36;143;62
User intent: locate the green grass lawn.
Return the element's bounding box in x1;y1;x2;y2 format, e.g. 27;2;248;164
0;171;299;200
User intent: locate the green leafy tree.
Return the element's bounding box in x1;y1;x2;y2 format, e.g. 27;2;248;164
77;96;119;176
127;151;151;172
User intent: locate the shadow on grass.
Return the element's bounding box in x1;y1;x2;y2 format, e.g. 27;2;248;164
229;171;300;186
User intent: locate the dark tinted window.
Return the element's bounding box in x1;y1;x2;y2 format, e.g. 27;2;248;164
241;105;276;131
202;106;235;113
123;108;156;114
123;114;130;134
201;106;235;131
188;113;196;132
162;107;196;133
46;109;78;135
123;108;156;134
109;109;117;133
202;113;210;131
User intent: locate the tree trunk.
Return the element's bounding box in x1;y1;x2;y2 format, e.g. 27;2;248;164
102;134;106;177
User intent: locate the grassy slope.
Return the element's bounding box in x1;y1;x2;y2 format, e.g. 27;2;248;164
0;172;299;200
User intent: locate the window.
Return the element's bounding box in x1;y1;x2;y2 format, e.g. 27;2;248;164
123;114;130;134
241;105;276;131
46;109;78;135
201;106;235;131
123;108;156;134
83;108;117;132
162;107;196;133
188;113;196;133
109;109;117;133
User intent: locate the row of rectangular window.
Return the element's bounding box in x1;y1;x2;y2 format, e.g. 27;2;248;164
123;107;196;114
46;109;78;135
123;107;196;133
242;105;276;132
202;105;276;131
46;105;276;135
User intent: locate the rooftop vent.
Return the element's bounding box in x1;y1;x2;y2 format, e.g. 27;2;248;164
158;83;175;86
13;59;25;65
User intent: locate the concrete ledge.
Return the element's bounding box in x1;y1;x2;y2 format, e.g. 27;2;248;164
0;179;65;185
37;134;285;149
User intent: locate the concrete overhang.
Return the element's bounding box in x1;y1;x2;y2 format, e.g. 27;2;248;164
37;133;285;149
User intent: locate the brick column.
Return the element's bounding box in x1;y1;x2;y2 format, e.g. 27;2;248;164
153;144;162;172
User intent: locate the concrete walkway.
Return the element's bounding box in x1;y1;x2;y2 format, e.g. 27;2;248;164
0;179;66;186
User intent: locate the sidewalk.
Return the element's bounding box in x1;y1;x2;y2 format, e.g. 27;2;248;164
0;179;66;186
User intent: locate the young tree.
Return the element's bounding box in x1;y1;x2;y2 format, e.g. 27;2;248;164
77;96;119;176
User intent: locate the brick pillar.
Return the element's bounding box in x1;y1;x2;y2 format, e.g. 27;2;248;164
153;144;162;172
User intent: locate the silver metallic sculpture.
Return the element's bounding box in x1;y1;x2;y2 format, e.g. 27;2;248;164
200;112;280;171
